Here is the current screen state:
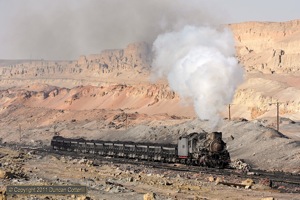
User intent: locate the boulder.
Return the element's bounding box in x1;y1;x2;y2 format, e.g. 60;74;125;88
76;196;91;200
260;198;274;200
143;192;156;200
208;176;214;182
0;170;7;179
242;179;254;187
0;188;6;200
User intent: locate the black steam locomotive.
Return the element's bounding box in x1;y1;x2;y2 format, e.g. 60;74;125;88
51;131;230;168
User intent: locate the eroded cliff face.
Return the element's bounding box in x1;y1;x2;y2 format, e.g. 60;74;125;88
1;21;300;121
229;20;300;74
232;77;300;119
0;42;152;88
227;20;300;120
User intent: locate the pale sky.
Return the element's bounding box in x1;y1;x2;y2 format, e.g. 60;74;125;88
0;0;299;60
212;0;300;23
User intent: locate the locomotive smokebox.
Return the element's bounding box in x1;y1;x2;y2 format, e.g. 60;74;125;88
210;140;224;152
208;132;224;152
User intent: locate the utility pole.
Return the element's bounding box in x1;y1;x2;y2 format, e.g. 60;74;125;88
53;124;58;135
269;102;282;132
125;113;128;130
19;124;22;143
228;104;234;120
276;102;279;132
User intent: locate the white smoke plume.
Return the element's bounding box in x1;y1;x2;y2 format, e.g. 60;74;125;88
152;25;244;127
0;0;223;60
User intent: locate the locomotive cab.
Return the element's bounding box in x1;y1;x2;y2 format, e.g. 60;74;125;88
178;137;188;158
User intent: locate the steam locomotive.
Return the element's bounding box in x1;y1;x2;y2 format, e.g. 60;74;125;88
51;131;230;168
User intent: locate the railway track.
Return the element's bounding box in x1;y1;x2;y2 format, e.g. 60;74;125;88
12;145;300;193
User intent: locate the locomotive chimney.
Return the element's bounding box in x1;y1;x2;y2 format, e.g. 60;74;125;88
209;132;222;140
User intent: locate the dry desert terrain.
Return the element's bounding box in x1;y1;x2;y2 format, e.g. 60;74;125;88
0;20;299;200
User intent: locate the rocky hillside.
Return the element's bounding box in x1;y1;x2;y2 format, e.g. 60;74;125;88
0;21;300;123
0;42;152;88
229;20;300;74
2;21;300;79
0;83;194;118
231;74;300;121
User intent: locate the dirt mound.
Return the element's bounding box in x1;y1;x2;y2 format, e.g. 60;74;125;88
261;129;289;139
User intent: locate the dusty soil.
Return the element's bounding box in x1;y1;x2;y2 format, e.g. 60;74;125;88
0;146;299;200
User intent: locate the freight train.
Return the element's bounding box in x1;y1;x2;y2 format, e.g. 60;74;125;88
51;131;230;168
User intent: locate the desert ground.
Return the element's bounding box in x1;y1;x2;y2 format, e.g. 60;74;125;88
0;20;299;199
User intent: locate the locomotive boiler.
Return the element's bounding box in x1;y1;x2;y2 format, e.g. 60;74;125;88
51;131;230;168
